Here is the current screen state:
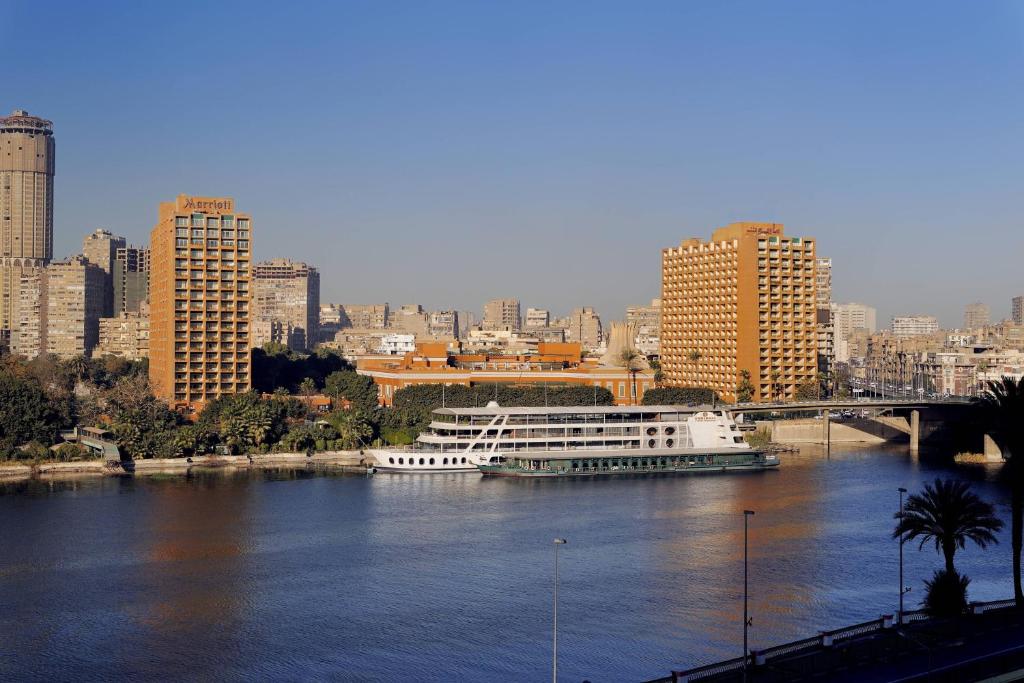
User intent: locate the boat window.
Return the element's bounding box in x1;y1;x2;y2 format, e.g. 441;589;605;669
646;427;657;436
389;457;394;464
419;458;425;465
665;426;676;435
666;439;674;448
398;458;404;465
648;439;655;448
461;457;467;464
443;458;448;465
429;458;435;465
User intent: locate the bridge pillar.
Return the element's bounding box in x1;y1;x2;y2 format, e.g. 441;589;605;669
822;411;830;447
909;410;920;454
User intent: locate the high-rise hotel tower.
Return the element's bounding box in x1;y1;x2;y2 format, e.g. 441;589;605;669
661;222;818;402
0;110;55;334
149;195;252;407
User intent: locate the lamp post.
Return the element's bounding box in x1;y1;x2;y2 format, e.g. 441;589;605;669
743;510;755;683
553;538;567;683
898;487;907;624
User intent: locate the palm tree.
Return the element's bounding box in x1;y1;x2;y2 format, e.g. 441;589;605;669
618;348;643;405
892;478;1003;575
979;377;1024;604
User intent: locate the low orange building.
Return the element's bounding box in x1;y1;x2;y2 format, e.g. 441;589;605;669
356;342;656;406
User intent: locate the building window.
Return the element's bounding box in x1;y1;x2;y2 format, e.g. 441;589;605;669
618;382;625;397
176;217;189;228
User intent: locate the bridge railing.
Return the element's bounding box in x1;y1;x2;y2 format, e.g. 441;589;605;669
657;598;1016;683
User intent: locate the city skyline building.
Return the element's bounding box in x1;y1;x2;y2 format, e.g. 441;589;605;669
1013;296;1024;325
964;302;990;330
482;298;521;332
0;110;55;338
44;256;105;359
82;228;126;317
524;307;550;328
891;315;939;338
661;222;818;402
832;302;877;363
113;245;149;314
149;195;252;407
251;258;319;351
565;306;603;350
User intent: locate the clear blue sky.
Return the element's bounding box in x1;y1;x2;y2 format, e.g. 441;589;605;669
3;1;1023;327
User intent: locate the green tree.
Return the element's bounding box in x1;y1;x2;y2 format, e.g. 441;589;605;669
324;370;380;413
618;348;644;405
641;386;718;406
299;377;318;396
893;478;1003;575
329;409;374;449
0;372;64;457
979;377;1024;604
736;369;755;403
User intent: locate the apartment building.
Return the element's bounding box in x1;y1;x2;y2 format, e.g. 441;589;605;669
964;302;990;330
96;311;150;360
565;307;603;350
1013;296;1023;325
45;256;106;358
832;302;877;363
148;195;252;407
524;307;550;328
661;222;818;402
113;245;149;314
428;310;460;339
251;258;320;351
892;315;939;338
627;298;661;355
483;298;521;331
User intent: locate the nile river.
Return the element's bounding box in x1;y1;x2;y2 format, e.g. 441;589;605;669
0;445;1013;681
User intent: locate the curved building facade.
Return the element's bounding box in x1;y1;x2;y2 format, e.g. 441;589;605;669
0;110;55;332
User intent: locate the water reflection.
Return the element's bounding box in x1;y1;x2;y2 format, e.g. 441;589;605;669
0;448;1015;681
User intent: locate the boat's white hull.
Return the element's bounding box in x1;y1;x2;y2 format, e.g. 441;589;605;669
368;449;480;473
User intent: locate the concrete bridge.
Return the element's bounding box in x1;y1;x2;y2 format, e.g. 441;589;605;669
722;398;976;454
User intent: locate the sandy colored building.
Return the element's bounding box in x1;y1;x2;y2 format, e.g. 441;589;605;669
251;258;319;351
963;302;990;331
44;256;106;358
96;310;150;360
10;271;44;358
661;222;818;402
0;110;55;336
566;307;603;350
82;228;126;317
149;195;252;407
357;341;656;406
483;298;521;331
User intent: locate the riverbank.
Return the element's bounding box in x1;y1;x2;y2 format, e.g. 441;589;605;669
0;451;369;483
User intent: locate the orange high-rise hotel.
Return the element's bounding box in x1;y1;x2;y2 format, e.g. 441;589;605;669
149;195;252;407
661;222;818;403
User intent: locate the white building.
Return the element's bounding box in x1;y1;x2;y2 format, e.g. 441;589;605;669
892;315;939;339
377;333;417;355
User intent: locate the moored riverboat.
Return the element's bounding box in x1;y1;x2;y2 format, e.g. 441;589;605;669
369;403;778;476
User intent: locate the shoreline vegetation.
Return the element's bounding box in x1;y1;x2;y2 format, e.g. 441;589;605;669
0;451;369;484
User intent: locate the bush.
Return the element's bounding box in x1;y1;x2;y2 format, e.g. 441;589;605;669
642;386;718;406
54;442;90;462
744;427;772;449
922;569;970;618
381;427;416;446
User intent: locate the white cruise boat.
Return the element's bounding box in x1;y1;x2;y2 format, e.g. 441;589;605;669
368;403;778;475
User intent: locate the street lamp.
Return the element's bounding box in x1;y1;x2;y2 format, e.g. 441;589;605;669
553;538;567;683
898;488;907;624
743;510;755;683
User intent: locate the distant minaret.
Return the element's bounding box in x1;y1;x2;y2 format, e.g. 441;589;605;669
0;110;55;333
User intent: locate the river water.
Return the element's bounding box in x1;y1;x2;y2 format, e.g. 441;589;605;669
0;445;1013;682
